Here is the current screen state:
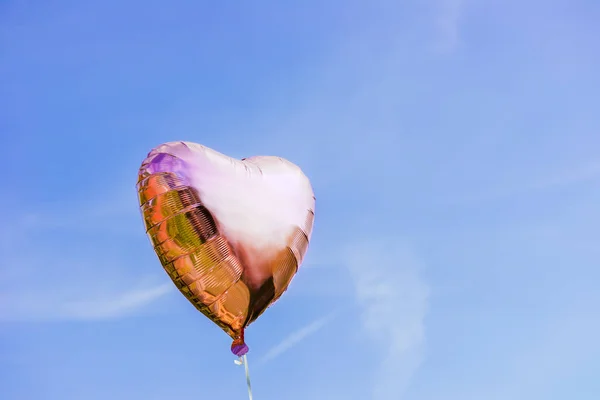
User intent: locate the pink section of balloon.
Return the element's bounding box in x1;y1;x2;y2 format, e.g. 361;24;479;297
137;141;315;355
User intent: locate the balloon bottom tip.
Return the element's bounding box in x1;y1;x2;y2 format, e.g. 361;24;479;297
231;342;249;357
231;330;249;357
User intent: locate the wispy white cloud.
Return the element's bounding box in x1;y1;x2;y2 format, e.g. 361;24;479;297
1;282;173;322
59;282;174;320
344;239;429;400
259;312;337;365
0;188;173;323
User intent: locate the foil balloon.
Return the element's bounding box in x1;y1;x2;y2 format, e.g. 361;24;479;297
136;141;315;356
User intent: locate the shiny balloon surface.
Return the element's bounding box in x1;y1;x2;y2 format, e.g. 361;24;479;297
137;142;315;355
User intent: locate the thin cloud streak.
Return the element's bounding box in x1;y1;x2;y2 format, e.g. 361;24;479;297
447;160;600;205
259;312;337;365
0;282;173;322
60;282;174;320
0;191;171;323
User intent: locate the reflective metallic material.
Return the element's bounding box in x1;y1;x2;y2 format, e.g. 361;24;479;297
137;142;315;355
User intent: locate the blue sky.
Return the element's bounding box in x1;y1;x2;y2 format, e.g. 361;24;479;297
1;1;599;399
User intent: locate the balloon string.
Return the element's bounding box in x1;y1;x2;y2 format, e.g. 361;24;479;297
238;354;253;400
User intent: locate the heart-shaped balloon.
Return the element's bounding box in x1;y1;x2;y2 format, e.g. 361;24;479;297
136;142;315;356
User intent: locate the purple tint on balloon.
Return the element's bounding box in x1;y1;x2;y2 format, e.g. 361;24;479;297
231;342;249;357
144;153;191;185
146;153;179;173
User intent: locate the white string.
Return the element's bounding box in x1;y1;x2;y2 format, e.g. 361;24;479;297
235;354;253;400
243;354;253;400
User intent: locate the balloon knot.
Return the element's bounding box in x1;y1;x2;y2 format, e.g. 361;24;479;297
231;331;249;357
